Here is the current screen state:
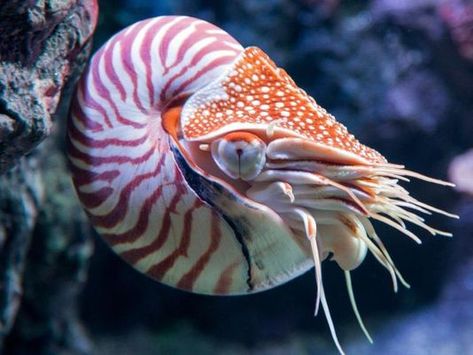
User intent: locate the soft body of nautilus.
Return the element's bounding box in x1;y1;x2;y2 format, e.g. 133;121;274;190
67;16;456;354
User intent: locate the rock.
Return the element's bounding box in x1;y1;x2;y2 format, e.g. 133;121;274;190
0;0;98;173
0;158;44;338
4;147;94;355
0;0;98;354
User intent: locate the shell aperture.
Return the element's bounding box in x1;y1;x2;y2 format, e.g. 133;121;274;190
67;16;457;355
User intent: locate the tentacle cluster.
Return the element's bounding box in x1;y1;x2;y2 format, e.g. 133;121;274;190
247;155;455;351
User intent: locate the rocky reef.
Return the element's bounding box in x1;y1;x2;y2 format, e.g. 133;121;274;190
0;1;97;354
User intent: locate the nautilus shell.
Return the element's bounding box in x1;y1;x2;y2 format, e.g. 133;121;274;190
67;16;456;354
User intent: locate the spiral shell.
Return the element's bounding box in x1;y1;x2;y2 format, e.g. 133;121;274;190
67;16;456;354
67;16;313;295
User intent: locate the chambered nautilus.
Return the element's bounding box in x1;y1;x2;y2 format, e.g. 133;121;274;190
67;16;457;354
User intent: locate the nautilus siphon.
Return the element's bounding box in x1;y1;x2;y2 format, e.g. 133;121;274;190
67;16;457;354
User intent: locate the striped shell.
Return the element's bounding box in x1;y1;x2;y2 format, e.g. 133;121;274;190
67;16;456;354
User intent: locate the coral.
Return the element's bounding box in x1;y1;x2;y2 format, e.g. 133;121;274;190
439;0;473;61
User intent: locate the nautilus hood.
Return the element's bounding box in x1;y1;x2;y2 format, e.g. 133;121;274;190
180;46;385;165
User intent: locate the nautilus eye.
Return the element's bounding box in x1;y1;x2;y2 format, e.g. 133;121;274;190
210;132;266;181
67;15;457;355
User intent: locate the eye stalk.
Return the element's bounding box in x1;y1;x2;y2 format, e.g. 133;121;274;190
211;132;266;181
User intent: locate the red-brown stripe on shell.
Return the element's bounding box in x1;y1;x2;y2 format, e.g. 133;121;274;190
68;16;457;355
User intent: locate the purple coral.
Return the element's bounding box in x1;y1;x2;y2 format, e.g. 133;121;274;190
439;0;473;61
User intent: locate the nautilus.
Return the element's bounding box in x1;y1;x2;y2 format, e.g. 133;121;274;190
67;16;456;354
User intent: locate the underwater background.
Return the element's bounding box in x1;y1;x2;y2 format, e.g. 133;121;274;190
1;0;472;354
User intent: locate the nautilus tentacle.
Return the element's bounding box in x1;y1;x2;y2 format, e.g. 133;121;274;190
68;16;456;355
